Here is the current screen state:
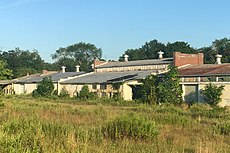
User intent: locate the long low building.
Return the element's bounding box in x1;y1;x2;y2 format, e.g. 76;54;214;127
60;70;157;100
179;63;230;106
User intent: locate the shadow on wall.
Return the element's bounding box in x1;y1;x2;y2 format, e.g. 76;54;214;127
184;90;206;105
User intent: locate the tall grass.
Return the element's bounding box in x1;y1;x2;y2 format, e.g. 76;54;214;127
0;96;229;152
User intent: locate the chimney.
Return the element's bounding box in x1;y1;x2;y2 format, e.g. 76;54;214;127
124;54;129;62
61;66;66;73
158;50;164;59
76;65;80;72
215;54;222;64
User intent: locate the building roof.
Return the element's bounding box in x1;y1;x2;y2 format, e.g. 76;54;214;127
0;80;12;85
61;70;156;84
95;58;173;68
178;64;230;76
17;72;86;83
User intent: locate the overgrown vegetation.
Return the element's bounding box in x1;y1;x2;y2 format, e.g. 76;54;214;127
0;96;229;152
77;85;97;100
32;77;54;97
139;65;183;105
202;83;225;106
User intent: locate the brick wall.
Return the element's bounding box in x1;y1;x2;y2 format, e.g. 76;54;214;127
173;52;203;67
94;59;107;67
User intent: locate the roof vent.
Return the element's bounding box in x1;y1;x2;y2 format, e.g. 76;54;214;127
61;66;66;73
158;50;164;59
124;54;129;62
215;54;222;64
76;65;80;72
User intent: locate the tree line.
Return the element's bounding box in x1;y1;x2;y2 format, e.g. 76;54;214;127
0;38;230;79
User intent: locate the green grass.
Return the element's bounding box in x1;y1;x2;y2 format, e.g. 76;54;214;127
0;95;229;152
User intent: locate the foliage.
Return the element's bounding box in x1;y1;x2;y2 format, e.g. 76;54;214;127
77;85;96;100
0;96;230;152
119;39;197;61
157;65;183;105
59;87;70;98
103;113;159;140
51;42;102;72
140;75;158;105
0;60;13;80
218;121;230;135
32;77;54;97
201;83;224;106
0;48;45;78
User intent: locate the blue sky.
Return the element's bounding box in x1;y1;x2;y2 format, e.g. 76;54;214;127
0;0;230;62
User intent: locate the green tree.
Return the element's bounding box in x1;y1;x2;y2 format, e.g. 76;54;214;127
119;39;166;61
0;60;13;80
0;48;45;78
32;77;54;97
202;83;224;106
119;39;197;61
199;37;230;64
51;42;102;72
157;65;183;105
78;85;95;99
165;41;197;57
140;75;158;105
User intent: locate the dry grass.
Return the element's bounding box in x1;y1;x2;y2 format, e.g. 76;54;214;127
0;95;229;153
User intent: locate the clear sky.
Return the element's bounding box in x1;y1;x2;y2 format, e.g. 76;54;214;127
0;0;230;62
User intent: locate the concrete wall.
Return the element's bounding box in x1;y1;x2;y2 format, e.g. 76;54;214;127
14;83;58;95
181;82;230;107
95;64;169;73
174;52;203;67
60;84;83;97
121;83;133;100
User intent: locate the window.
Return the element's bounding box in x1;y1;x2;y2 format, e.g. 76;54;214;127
92;84;97;89
100;84;106;90
218;76;230;82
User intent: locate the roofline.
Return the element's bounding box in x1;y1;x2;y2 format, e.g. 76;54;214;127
179;74;230;77
96;62;172;68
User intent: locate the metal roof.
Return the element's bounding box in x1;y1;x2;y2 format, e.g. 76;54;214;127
0;80;12;85
178;64;230;76
61;70;156;84
17;72;86;83
96;58;173;68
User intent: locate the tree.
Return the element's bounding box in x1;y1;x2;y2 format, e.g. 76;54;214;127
0;60;13;80
200;38;230;64
119;39;166;61
202;83;224;106
0;48;45;78
140;75;158;105
78;85;96;99
119;39;197;61
32;77;54;97
165;41;197;57
157;65;183;105
51;42;102;72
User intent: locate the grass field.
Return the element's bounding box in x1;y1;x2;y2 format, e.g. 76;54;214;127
0;95;229;153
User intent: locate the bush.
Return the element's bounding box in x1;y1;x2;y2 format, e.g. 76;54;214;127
202;83;224;106
32;77;54;97
218;121;230;135
102;113;159;140
78;85;97;100
59;87;70;98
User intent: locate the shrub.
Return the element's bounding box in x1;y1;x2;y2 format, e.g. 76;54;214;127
202;83;224;106
78;85;97;100
102;113;159;140
59;87;70;98
0;99;4;108
32;77;54;97
218;121;230;135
